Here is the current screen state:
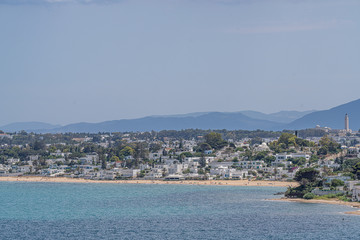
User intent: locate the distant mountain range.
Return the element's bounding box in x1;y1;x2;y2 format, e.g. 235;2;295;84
0;111;309;133
240;110;315;124
1;99;359;133
0;122;61;132
150;110;315;124
286;98;360;131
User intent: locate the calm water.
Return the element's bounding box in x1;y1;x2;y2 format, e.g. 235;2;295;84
0;182;359;240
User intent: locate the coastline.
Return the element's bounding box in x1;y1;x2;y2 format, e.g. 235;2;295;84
4;176;360;215
0;176;298;187
271;198;360;216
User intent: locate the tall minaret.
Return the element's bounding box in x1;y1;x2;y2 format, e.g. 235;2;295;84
345;113;349;132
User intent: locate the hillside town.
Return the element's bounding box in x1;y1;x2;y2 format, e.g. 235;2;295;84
1;115;360;201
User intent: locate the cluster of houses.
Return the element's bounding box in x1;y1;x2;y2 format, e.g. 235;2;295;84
0;138;343;180
1;132;360;201
310;175;360;202
0;137;304;180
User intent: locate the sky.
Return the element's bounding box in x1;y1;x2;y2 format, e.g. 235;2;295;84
1;0;360;126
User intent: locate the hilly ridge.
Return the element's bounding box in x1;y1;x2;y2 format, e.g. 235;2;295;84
286;99;360;130
1;99;359;133
42;112;283;133
240;110;315;124
0;122;61;132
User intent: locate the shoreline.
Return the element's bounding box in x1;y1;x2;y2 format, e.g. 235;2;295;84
271;198;360;216
0;176;298;187
4;176;360;215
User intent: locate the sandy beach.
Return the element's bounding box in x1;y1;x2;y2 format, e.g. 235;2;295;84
271;198;360;215
0;176;298;187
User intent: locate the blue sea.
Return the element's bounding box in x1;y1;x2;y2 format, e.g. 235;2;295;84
0;182;359;240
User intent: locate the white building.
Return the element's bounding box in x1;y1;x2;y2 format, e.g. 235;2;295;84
254;143;270;152
118;169;141;178
352;186;360;202
237;161;265;169
168;164;184;175
275;153;310;161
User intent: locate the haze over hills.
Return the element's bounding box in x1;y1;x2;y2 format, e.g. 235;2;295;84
37;112;284;133
0;111;304;133
0;99;359;133
240;110;315;124
286;98;360;131
151;110;315;124
0;122;61;132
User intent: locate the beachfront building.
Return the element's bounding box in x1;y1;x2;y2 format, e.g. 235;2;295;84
352;186;360;202
209;161;234;169
210;166;228;177
236;160;265;169
0;164;10;175
143;172;163;179
209;167;250;179
227;169;251;179
168;164;184;175
165;175;185;181
118;169;141;178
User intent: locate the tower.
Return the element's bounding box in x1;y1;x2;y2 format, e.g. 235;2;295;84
345;113;349;132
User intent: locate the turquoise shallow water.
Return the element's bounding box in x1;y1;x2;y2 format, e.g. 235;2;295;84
0;182;359;239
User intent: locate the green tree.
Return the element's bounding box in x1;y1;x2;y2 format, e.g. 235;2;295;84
294;168;320;184
119;146;134;157
286;168;320;198
319;135;340;154
110;156;120;162
180;152;193;158
179;140;183;150
228;142;236;148
255;151;268;160
48;145;57;153
250;137;263;145
278;133;297;148
198;143;211;152
331;179;344;188
33;141;46;151
100;154;107;169
199;155;206;168
235;147;244;152
318;146;328;155
149;143;161;153
309;155;319;164
303;192;316;199
352;162;360;179
264;155;275;166
291;157;306;166
204;132;228;150
243;149;254;161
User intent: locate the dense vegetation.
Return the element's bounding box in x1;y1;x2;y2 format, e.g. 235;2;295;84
0;128;328;145
285;168;321;198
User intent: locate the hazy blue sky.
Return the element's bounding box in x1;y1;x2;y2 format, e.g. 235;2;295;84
1;0;359;125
